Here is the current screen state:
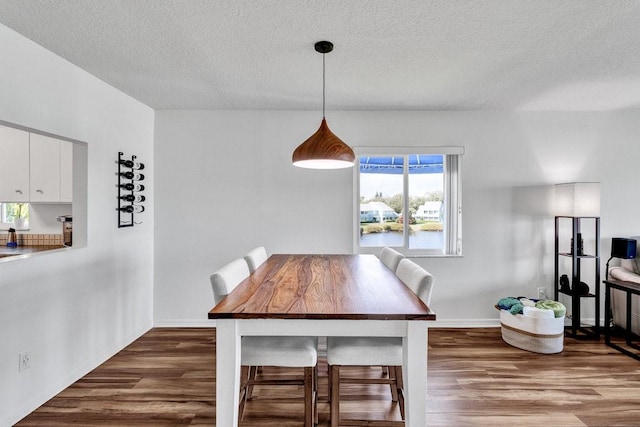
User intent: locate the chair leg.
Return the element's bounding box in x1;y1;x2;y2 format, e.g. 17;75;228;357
239;365;250;421
389;366;399;402
246;365;258;399
329;365;340;427
327;363;332;404
314;364;319;425
240;364;318;426
304;366;314;427
395;366;405;420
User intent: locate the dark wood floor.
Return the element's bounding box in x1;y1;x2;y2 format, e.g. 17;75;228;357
15;328;640;426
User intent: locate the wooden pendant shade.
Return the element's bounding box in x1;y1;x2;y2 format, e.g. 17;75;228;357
292;118;355;169
293;40;354;169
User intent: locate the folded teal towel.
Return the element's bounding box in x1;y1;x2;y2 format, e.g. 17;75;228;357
509;303;524;315
497;297;520;310
535;300;566;318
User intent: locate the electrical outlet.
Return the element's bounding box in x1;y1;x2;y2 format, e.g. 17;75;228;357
537;287;547;300
19;352;30;372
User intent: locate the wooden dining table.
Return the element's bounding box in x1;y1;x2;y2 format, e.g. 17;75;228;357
208;254;436;426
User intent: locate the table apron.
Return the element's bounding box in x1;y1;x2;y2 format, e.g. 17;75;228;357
236;318;416;336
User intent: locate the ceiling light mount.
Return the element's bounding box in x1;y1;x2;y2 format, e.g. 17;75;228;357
314;40;333;54
292;40;355;169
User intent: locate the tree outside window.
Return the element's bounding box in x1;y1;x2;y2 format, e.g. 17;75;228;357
1;202;29;224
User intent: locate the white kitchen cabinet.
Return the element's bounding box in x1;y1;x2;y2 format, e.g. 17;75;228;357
30;133;62;203
60;140;73;202
29;134;73;203
0;124;30;202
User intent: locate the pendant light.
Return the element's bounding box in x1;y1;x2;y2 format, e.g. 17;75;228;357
292;41;355;169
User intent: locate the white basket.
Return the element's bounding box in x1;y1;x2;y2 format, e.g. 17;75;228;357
499;309;564;354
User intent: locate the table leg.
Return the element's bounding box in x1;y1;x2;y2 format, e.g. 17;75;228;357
605;283;611;345
626;292;633;346
216;319;241;427
404;321;428;427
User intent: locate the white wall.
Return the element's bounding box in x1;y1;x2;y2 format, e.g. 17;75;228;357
22;203;72;234
0;24;155;426
154;110;640;327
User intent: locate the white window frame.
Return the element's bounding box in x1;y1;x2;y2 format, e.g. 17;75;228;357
353;146;463;257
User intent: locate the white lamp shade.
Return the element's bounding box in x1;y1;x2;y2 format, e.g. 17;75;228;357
554;182;601;217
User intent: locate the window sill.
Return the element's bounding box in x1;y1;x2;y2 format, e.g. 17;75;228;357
356;247;463;258
0;222;29;231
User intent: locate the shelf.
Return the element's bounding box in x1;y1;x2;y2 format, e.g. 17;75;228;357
558;290;596;298
557;252;598;259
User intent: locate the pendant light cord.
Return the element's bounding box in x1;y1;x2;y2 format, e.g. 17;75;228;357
322;52;326;119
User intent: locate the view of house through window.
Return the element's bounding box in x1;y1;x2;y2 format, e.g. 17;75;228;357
356;150;462;256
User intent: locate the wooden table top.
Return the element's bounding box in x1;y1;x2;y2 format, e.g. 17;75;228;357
208;254;436;321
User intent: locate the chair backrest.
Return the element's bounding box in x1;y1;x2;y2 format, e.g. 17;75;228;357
244;246;268;273
395;258;434;306
379;247;404;273
210;258;251;304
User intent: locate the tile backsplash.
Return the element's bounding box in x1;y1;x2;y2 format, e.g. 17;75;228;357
0;233;63;246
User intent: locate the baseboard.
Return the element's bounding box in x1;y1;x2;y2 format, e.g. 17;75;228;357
431;318;501;328
4;324;151;427
154;318;216;328
154;318;501;329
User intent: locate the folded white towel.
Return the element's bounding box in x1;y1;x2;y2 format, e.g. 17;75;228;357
523;306;555;319
519;298;536;307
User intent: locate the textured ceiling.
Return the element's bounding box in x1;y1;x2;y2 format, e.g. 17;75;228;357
1;0;640;111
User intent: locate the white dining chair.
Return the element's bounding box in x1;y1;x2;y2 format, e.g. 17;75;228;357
378;247;405;378
244;246;268;273
241;246;270;394
379;246;405;273
326;258;434;426
210;258;318;426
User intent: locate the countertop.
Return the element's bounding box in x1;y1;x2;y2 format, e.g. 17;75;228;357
0;245;67;258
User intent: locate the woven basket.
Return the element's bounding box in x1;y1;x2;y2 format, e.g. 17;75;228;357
498;308;564;354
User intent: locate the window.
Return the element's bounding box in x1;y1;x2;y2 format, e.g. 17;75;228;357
354;147;463;256
1;202;29;228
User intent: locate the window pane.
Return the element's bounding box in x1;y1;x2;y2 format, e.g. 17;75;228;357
2;202;29;224
359;156;404;248
408;155;444;250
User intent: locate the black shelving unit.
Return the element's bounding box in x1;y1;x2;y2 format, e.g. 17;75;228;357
554;215;600;339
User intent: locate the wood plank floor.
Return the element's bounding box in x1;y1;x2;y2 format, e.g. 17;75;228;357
15;328;640;426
